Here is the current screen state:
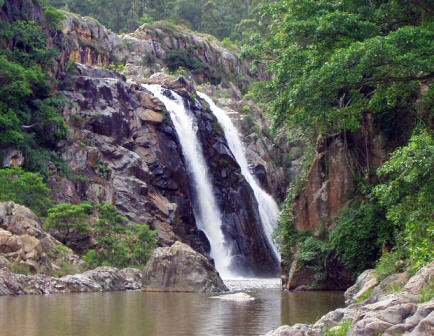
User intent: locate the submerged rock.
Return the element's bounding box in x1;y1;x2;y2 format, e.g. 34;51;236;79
210;292;255;301
142;241;228;293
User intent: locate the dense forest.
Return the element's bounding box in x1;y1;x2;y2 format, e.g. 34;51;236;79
45;0;263;39
0;0;432;286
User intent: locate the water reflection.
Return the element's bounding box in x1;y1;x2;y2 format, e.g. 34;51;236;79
0;284;344;336
281;291;345;326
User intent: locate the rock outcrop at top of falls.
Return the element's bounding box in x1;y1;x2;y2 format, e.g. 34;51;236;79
142;241;228;293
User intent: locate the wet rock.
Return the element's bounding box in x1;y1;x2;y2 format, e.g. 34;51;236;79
142;241;228;293
211;292;255;301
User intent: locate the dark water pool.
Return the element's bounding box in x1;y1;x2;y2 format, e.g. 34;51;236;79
0;279;344;336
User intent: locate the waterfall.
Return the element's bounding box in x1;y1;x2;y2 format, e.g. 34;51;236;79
197;92;281;262
143;84;234;278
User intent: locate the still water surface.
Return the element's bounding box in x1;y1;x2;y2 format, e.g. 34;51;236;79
0;279;344;336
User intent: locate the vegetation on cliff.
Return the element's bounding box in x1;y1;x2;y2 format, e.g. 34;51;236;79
0;0;157;273
45;0;263;40
0;12;67;176
247;0;433;283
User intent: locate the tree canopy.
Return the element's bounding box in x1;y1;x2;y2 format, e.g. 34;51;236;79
244;0;433;133
46;0;264;39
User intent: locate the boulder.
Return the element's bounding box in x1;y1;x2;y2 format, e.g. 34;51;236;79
265;262;434;336
345;269;378;304
0;266;143;296
0;202;85;274
142;241;228;293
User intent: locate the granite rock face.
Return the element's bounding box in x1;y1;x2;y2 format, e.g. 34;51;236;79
0;266;142;295
265;262;434;336
0;202;85;274
142;241;228;293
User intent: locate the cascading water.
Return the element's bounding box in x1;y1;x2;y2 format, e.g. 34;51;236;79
143;84;235;278
198;92;281;262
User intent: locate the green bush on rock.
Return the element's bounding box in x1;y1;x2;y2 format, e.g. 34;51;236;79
374;129;434;271
44;202;93;244
0;167;52;216
331;200;394;274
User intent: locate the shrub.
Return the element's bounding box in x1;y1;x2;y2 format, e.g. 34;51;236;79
165;48;204;73
325;320;352;336
297;237;331;282
44;202;93;244
419;280;434;303
84;203;157;268
43;6;65;30
330;200;394;274
374;129;434;270
375;249;407;281
0;167;52;216
356;288;373;303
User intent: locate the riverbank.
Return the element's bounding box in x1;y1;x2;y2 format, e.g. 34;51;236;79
265;262;434;336
0;266;142;295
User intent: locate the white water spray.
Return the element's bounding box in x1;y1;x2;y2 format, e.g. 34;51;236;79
144;84;234;278
198;92;281;262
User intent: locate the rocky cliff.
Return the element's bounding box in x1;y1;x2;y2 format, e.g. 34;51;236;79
1;0;287;278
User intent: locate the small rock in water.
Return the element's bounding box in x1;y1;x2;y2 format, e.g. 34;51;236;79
210;292;255;301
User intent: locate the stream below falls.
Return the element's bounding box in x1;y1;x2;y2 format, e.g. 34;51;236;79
0;279;344;336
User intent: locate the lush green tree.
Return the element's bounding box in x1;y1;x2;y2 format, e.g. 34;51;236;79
0;167;52;216
374;129;434;269
245;0;433;133
84;203;157;268
44;202;93;243
330;200;394;274
0;18;67;175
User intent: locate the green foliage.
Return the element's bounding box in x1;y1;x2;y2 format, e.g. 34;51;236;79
137;16;154;25
330;200;394;274
46;0;262;39
84;203;157;268
356;288;373;303
43;6;66;30
53;243;71;255
0;167;52;216
374;129;434;270
325;320;352;336
165;48;204;73
44;202;93;244
92;159;112;181
0;18;67;176
242;105;251;113
419;280;434;303
375;250;407;281
247;0;434;133
51;260;79;277
6;263;32;275
297;237;331;282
